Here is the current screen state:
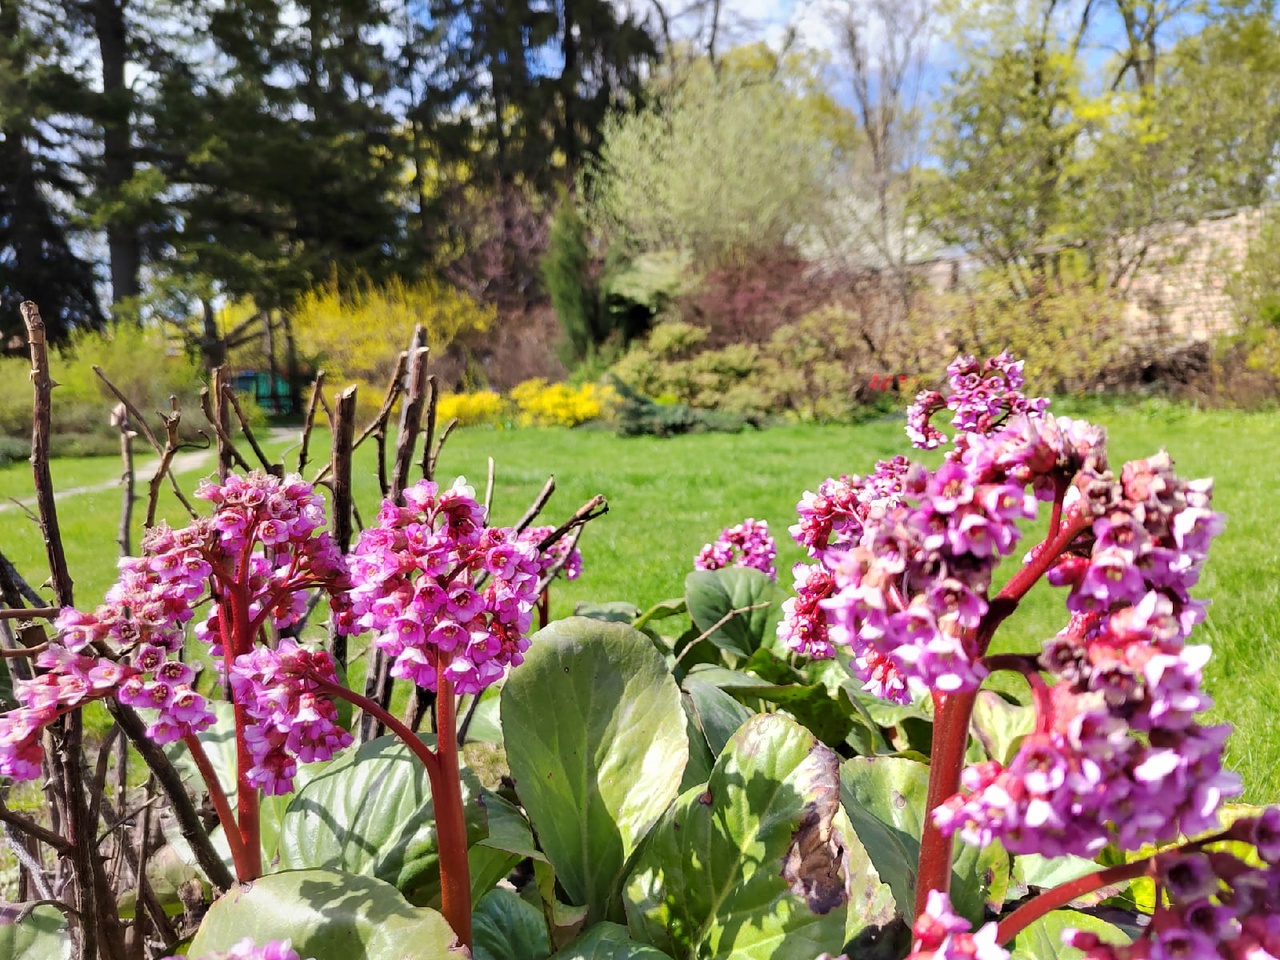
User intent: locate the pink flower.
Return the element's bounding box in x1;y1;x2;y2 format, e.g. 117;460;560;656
229;641;352;796
346;479;553;695
162;937;308;960
1063;822;1280;960
694;519;777;579
907;891;1008;960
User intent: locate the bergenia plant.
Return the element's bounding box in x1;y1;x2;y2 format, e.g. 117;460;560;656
778;352;1255;957
694;518;778;579
0;469;575;953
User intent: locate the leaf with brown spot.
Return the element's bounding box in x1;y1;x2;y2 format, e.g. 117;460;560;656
623;713;897;960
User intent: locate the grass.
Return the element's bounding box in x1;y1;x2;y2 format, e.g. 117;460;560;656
1;405;1278;802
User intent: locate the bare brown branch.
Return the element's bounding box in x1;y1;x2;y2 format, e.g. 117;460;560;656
296;371;327;476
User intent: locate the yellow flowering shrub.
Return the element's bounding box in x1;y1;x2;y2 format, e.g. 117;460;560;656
509;379;615;427
436;391;506;427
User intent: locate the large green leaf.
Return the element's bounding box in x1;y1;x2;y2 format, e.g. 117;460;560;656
0;904;69;960
1010;909;1130;960
552;923;674;959
473;888;552;960
686;665;852;748
682;677;752;756
277;734;486;905
839;756;1008;925
189;868;464;959
502;618;689;924
684;569;780;658
624;713;898;960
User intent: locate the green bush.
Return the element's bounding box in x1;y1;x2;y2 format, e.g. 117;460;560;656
0;436;29;467
926;278;1131;395
0;324;206;445
609;377;753;437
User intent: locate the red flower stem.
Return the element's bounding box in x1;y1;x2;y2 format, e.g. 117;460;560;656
226;573;263;880
182;732;251;880
914;688;977;914
431;673;473;950
995;859;1151;944
915;513;1092;918
309;674;441;780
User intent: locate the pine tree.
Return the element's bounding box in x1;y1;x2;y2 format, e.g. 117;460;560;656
0;0;105;345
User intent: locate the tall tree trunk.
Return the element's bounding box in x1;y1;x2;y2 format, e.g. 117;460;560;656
94;0;142;310
560;0;579;172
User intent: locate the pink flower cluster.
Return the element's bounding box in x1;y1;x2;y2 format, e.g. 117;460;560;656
0;471;353;785
163;938;306;960
1068;812;1280;960
522;525;584;581
0;648;136;779
1051;452;1222;647
906;352;1048;450
694;518;778;579
819;455;1036;698
191;473;355;652
777;459;913;699
347;480;544;695
229;640;352;795
905;891;1007;960
933;448;1235;857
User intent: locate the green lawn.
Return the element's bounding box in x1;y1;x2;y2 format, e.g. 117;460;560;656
1;405;1278;801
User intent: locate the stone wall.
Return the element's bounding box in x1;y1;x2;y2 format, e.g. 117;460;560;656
914;206;1265;345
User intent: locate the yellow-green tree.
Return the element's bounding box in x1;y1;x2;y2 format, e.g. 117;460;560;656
289;275;495;394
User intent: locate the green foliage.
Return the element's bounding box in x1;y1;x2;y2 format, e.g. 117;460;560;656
0;437;29;466
0;903;69;960
501;618;690;924
925;278;1131;394
188;869;465;959
610;322;771;419
544;193;607;364
587;47;844;266
624;713;896;959
607;377;753;437
684;568;781;659
277;735;487;905
0;323;204;441
1009;910;1130;960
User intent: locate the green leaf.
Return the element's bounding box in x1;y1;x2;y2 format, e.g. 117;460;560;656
1010;909;1130;960
682;677;752;756
624;713;898;960
502;617;689;924
277;734;486;906
634;598;687;630
574;601;643;623
473;888;552;960
476;790;545;863
0;903;69;960
679;695;716;793
189;868;465;959
839;756;1007;926
685;665;852;748
464;685;505;745
552;922;674;959
970;691;1035;766
684;568;780;658
1013;855;1104;893
838;686;893;757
